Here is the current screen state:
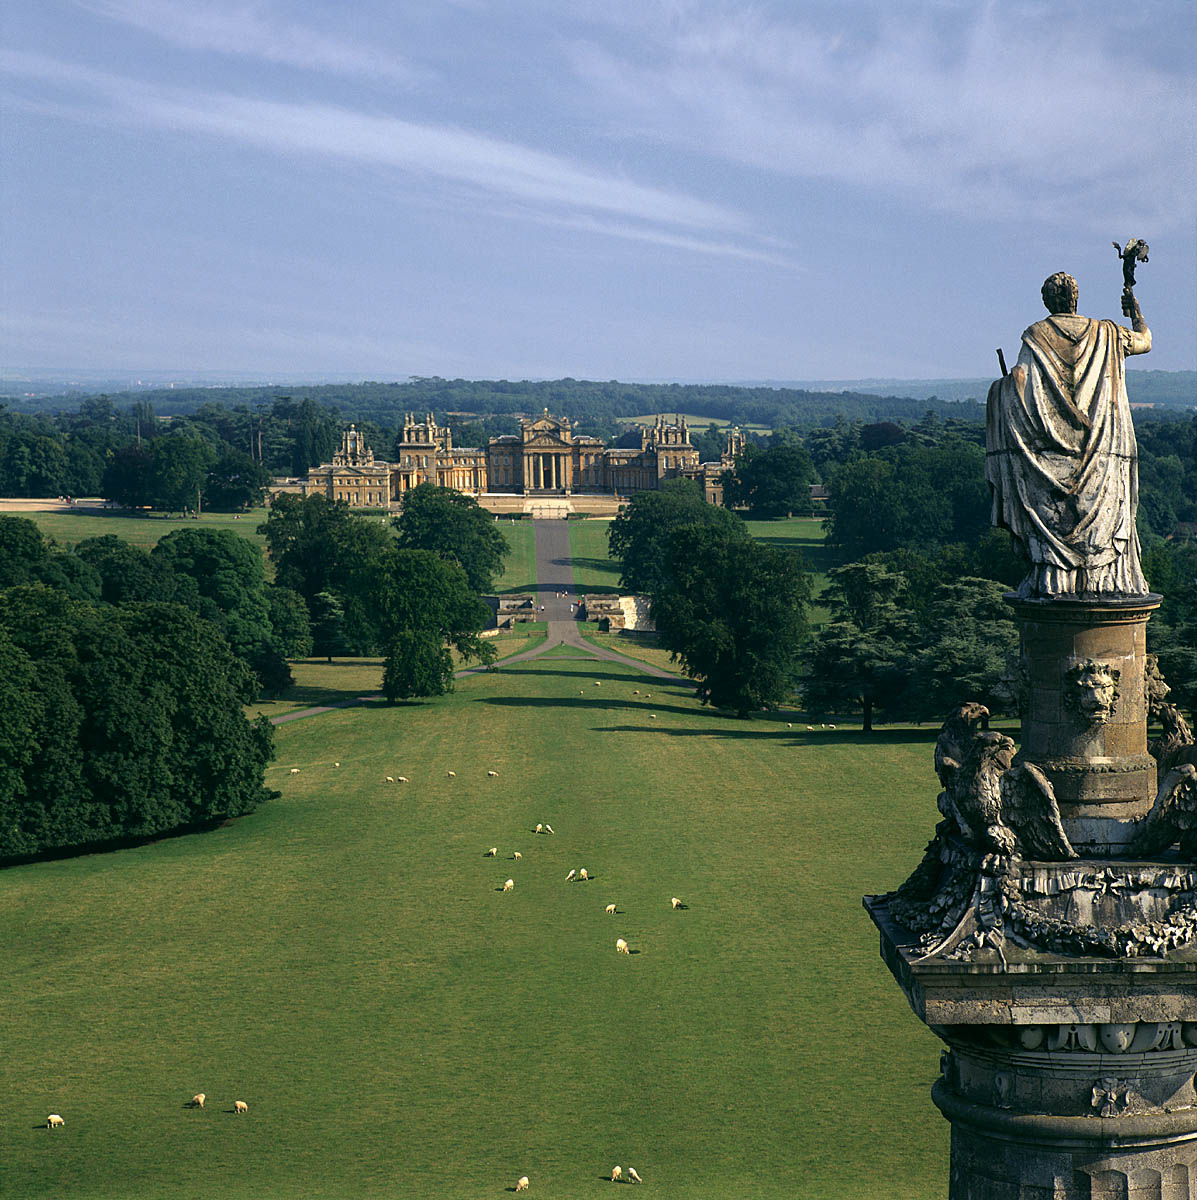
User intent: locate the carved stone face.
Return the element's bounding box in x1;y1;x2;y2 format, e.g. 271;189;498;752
1065;660;1120;724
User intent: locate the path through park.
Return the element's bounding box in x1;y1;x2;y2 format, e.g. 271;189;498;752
273;519;681;724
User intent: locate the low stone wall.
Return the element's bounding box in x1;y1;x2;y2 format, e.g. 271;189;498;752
580;594;655;633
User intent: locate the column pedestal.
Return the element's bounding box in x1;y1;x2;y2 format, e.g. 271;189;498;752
1009;594;1162;856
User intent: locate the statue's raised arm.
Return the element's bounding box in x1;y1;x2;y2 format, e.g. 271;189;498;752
985;270;1151;598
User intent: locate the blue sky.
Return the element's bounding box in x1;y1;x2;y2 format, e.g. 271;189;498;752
2;0;1194;381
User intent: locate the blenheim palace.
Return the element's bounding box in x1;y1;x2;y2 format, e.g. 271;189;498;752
287;411;741;513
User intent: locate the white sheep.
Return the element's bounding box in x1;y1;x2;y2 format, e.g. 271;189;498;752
807;726;814;731
513;851;522;859
233;1100;248;1114
605;903;616;915
334;762;340;768
192;1092;206;1109
385;776;395;783
487;770;499;777
649;714;656;720
627;1166;643;1183
786;723;793;728
616;938;629;954
46;1113;64;1129
544;824;554;834
289;768;300;775
633;689;640;695
579;868;589;881
486;847;497;857
612;1165;623;1181
671;897;682;909
566;869;576;882
594;681;601;686
396;776;409;784
535;823;544;834
516;1177;530;1192
829;724;837;730
503;879;514;892
447;770;456;778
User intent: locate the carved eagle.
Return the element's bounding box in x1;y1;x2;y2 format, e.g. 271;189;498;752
934;702;990;791
1132;764;1197;860
939;729;1076;861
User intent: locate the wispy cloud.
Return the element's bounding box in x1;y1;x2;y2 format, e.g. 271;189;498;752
0;49;778;263
566;3;1197;231
73;0;421;84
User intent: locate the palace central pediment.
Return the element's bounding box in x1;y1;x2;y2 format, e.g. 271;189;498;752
525;436;569;449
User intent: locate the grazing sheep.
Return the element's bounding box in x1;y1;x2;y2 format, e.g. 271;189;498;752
649;714;656;720
535;824;544;834
627;1166;643;1183
594;682;601;687
612;1165;623;1181
671;896;682;909
645;694;651;699
544;824;554;834
807;726;814;731
486;847;497;857
579;868;589;881
46;1113;64;1129
446;770;456;778
566;869;576;882
503;878;514;892
487;770;499;777
334;762;340;768
633;689;640;695
605;903;616;915
233;1100;248;1114
516;1177;530;1192
786;723;793;728
829;724;837;730
192;1093;206;1109
289;768;300;775
385;776;395;783
616;938;630;954
513;851;522;859
580;690;585;695
396;776;409;783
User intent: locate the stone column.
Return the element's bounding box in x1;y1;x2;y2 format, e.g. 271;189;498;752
1009;593;1162;855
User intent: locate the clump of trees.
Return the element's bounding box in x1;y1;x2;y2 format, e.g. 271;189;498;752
720;443;816;519
0;584;275;861
258;486;502;698
609;480;811;715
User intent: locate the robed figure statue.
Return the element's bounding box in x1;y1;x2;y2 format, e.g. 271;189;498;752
986;272;1151;598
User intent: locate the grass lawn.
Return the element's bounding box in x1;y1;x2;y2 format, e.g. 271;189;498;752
1;651;946;1199
620;413;772;434
495;520;538;593
19;508;270;554
581;628;678;676
569;519;622;593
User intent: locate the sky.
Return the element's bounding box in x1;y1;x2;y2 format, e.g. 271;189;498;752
2;0;1195;382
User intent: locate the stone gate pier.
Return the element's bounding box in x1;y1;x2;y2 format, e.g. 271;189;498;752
865;268;1197;1198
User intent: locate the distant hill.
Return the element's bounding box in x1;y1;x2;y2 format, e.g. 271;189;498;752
3;371;1192;429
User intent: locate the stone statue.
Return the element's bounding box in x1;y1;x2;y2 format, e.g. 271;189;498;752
937;726;1076;861
985;271;1152;598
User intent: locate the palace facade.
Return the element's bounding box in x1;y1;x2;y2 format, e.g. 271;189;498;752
295;411;740;510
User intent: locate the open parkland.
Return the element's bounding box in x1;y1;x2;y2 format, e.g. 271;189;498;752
1;508;945;1198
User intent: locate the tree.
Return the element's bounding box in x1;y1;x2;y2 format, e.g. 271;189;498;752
909;578;1020;719
309;591;349;661
825;440;989;560
147;434;216;512
204;448;271;511
383;630;455;701
608;478;746;595
803;562;916;732
258;493;391;602
266;586;313;659
394;484;508;594
0;516;99;600
75;535;179;605
650;525;811;715
720;443;816;518
358;547;495;697
151;526;289;693
0;587;274;859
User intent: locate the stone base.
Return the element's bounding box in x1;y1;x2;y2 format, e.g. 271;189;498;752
866;895;1197;1198
1008;594;1162;855
937;1081;1197;1199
